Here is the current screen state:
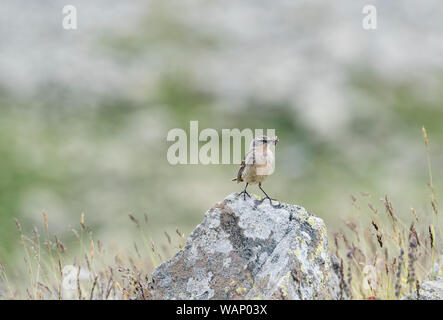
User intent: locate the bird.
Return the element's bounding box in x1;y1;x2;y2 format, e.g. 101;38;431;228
232;135;279;203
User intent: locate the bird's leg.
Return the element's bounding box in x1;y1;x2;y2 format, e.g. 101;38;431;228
238;183;251;200
258;182;277;204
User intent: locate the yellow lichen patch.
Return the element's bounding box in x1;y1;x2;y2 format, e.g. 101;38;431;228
307;217;317;228
246;272;255;286
306;216;327;235
297;208;308;217
295;235;307;245
236;286;247;295
323;269;330;283
295;209;309;224
310;238;324;262
229;278;247;296
291;248;300;258
278;271;291;297
317;224;327;235
318;269;331;292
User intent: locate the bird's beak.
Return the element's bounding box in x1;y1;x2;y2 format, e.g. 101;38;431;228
274;137;279;145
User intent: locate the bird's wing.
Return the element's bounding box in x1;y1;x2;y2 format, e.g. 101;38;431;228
235;160;246;182
235;149;255;182
243;148;256;166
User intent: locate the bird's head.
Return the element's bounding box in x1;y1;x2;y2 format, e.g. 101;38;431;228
250;135;279;148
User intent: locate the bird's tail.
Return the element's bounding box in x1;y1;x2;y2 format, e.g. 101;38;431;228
232;177;243;183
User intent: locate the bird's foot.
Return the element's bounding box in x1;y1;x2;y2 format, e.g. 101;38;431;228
260;196;276;204
238;190;251;200
258;196;281;208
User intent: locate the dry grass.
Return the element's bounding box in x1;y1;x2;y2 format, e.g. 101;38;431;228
334;127;441;300
0;211;186;299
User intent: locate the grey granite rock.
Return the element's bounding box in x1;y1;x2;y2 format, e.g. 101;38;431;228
417;279;443;300
404;278;443;300
146;193;341;300
404;254;443;300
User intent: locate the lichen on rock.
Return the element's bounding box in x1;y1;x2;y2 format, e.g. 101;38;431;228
145;193;341;300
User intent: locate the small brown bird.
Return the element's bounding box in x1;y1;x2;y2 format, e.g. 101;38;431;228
232;135;279;203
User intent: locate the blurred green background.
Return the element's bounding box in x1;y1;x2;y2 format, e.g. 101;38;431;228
0;1;442;264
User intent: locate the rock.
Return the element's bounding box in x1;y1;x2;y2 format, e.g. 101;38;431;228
418;279;443;300
404;254;443;300
146;193;341;300
404;278;443;300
